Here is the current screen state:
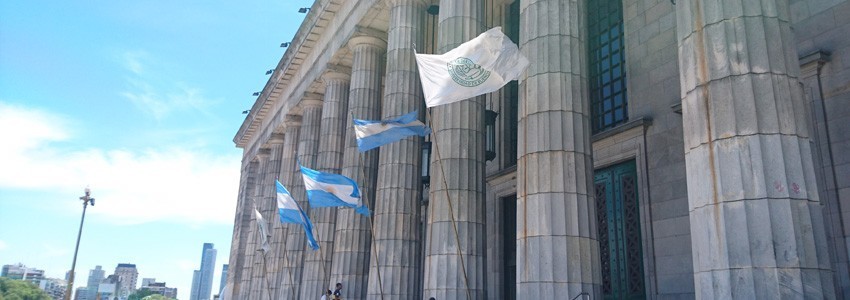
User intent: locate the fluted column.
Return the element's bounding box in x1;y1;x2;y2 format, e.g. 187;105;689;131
423;1;487;298
300;71;352;299
249;149;271;300
515;0;600;298
676;0;834;298
330;35;386;300
272;116;302;299
279;99;324;298
236;160;259;299
259;134;286;299
368;0;426;298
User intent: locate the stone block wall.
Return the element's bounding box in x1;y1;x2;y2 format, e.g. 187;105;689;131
793;0;850;297
622;0;694;298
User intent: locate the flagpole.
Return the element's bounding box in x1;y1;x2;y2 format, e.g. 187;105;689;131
426;108;473;300
352;119;387;300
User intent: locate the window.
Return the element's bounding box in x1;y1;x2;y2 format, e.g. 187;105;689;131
588;0;628;133
504;0;520;167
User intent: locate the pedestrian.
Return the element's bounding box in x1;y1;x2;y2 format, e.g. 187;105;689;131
321;289;332;300
333;282;343;300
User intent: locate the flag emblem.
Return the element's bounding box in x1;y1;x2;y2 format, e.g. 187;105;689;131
447;57;491;87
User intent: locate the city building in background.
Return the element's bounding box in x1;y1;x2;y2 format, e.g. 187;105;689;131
85;265;105;300
38;277;67;300
140;278;178;299
112;263;138;299
98;275;120;300
189;243;216;300
1;263;45;284
225;0;850;299
73;287;88;300
189;270;200;300
218;264;228;297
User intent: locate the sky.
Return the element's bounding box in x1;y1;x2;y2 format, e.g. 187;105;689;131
0;1;306;299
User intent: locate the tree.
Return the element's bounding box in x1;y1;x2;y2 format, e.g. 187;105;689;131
0;277;50;300
141;295;175;300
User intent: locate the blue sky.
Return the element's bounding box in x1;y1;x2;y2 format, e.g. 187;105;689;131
0;1;306;299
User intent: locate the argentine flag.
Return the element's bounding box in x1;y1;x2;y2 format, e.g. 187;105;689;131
276;180;319;250
300;165;370;216
354;110;431;152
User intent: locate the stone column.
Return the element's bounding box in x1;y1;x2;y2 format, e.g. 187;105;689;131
273;116;302;299
279;99;323;298
423;1;487;298
516;0;601;298
676;0;834;298
330;35;386;300
249;148;271;300
367;0;426;298
235;160;259;299
300;70;351;299
257;134;285;299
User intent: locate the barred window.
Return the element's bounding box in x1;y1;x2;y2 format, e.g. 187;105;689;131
588;0;628;133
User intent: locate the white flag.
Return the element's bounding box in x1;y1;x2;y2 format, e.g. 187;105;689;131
253;208;271;253
415;27;529;107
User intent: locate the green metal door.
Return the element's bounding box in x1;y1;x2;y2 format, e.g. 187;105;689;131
594;160;645;300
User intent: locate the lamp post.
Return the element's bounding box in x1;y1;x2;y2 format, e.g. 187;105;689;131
64;188;95;300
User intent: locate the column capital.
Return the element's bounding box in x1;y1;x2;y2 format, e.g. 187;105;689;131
256;148;271;160
799;50;830;79
322;70;351;83
268;133;285;144
348;35;387;52
300;97;324;109
284;114;303;127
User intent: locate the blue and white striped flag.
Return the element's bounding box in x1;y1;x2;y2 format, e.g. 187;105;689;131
300;165;370;216
276;180;319;250
354;110;431;152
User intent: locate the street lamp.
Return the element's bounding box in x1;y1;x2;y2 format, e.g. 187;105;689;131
64;188;95;300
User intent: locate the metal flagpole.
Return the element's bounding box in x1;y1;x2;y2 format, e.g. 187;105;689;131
425;107;473;300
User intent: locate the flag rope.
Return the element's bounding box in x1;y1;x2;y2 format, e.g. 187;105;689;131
426;107;473;300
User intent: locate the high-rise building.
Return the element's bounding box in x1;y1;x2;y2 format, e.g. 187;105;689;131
1;263;45;284
226;0;850;299
113;263;138;299
85;265;105;300
73;287;88;300
189;270;200;300
218;264;228;296
189;243;216;300
98;275;120;300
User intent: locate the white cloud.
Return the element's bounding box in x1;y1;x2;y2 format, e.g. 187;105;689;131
119;51;218;120
0;240;7;251
0;103;240;225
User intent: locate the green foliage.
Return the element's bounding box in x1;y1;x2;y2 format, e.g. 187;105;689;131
0;277;50;300
141;295;175;300
128;288;156;300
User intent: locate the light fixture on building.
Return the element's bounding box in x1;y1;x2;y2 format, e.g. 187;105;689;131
280;42;291;48
252;92;260;96
298;7;310;13
421;141;432;185
242;110;250;114
426;5;439;15
485;109;498;161
265;69;274;75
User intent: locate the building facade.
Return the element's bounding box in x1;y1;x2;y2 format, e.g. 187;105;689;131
85;265;105;300
218;264;228;296
1;263;45;284
113;263;138;299
190;243;217;300
224;0;850;299
141;279;178;299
